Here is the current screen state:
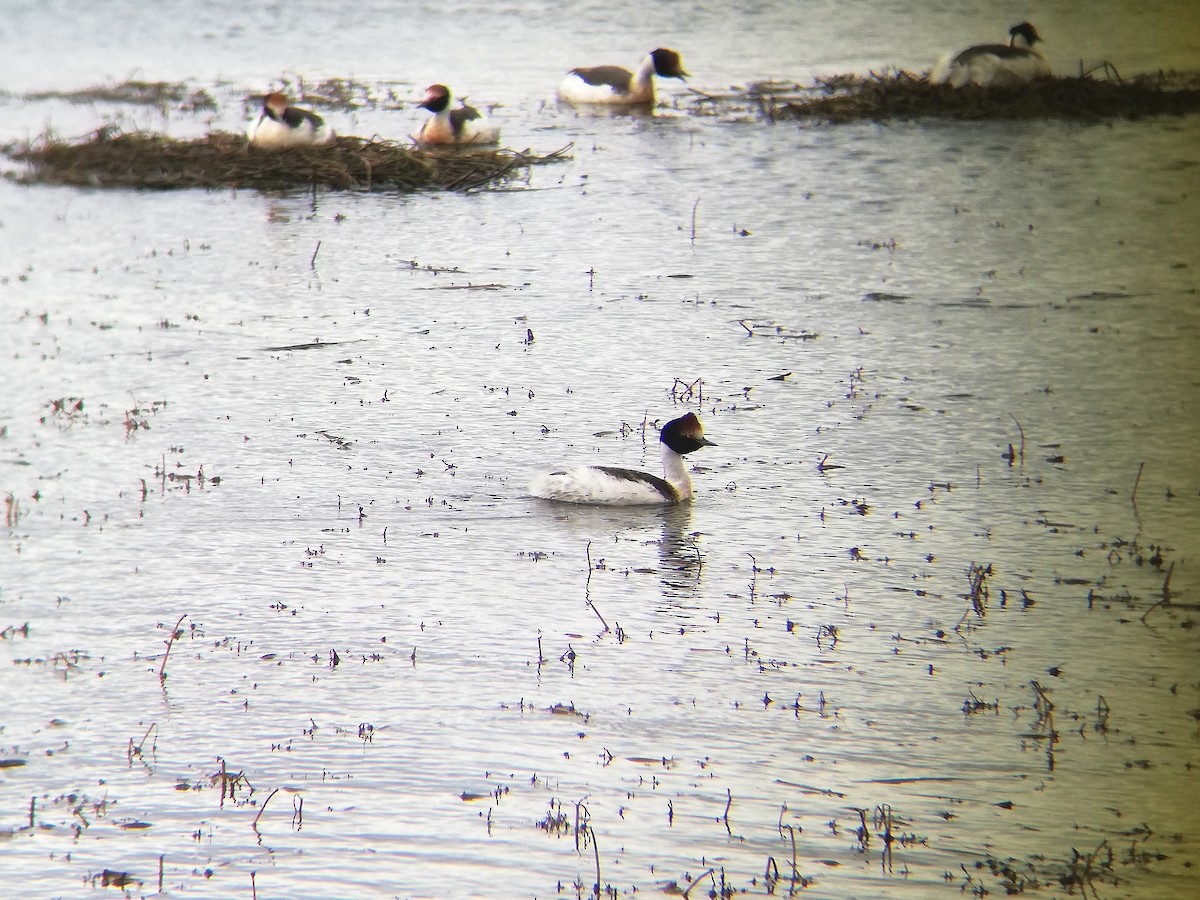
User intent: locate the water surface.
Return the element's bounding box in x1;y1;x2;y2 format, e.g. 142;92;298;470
2;2;1199;898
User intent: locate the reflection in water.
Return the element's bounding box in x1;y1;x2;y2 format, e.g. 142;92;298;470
657;503;703;599
554;100;668;121
528;501;699;569
527;497;704;601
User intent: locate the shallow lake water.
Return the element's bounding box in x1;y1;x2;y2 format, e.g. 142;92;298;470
2;2;1199;898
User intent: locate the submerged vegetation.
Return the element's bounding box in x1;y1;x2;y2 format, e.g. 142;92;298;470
691;69;1200;122
2;129;570;192
18;79;218;112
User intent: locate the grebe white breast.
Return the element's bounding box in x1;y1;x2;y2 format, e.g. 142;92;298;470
529;413;715;506
557;47;689;106
248;92;335;149
416;84;501;147
929;22;1050;88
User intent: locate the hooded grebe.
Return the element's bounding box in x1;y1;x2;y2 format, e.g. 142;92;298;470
557;48;689;106
248;92;335;149
416;84;501;147
930;22;1050;88
529;413;715;506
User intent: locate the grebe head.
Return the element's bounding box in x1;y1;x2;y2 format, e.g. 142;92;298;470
1009;22;1042;49
263;92;289;115
419;84;452;113
660;412;715;456
650;48;689;80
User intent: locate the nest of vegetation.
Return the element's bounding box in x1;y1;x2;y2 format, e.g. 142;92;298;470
2;129;570;191
692;70;1200;123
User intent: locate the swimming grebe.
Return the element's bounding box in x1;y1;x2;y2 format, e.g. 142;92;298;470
248;92;336;149
529;413;715;506
557;48;689;106
415;84;501;147
929;22;1050;88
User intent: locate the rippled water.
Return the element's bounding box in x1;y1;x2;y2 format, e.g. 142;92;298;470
2;2;1199;898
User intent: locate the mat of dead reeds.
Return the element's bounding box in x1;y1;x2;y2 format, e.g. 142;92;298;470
2;129;570;192
689;70;1200;123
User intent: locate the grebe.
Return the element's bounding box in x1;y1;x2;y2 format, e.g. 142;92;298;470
557;48;689;106
416;84;501;147
930;22;1050;88
248;92;335;149
529;413;715;506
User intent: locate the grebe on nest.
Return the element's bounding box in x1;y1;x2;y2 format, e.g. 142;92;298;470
248;92;335;149
557;48;689;106
416;84;500;147
929;22;1050;88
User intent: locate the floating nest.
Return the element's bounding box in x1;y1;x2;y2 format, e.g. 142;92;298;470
2;129;571;192
691;70;1200;123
